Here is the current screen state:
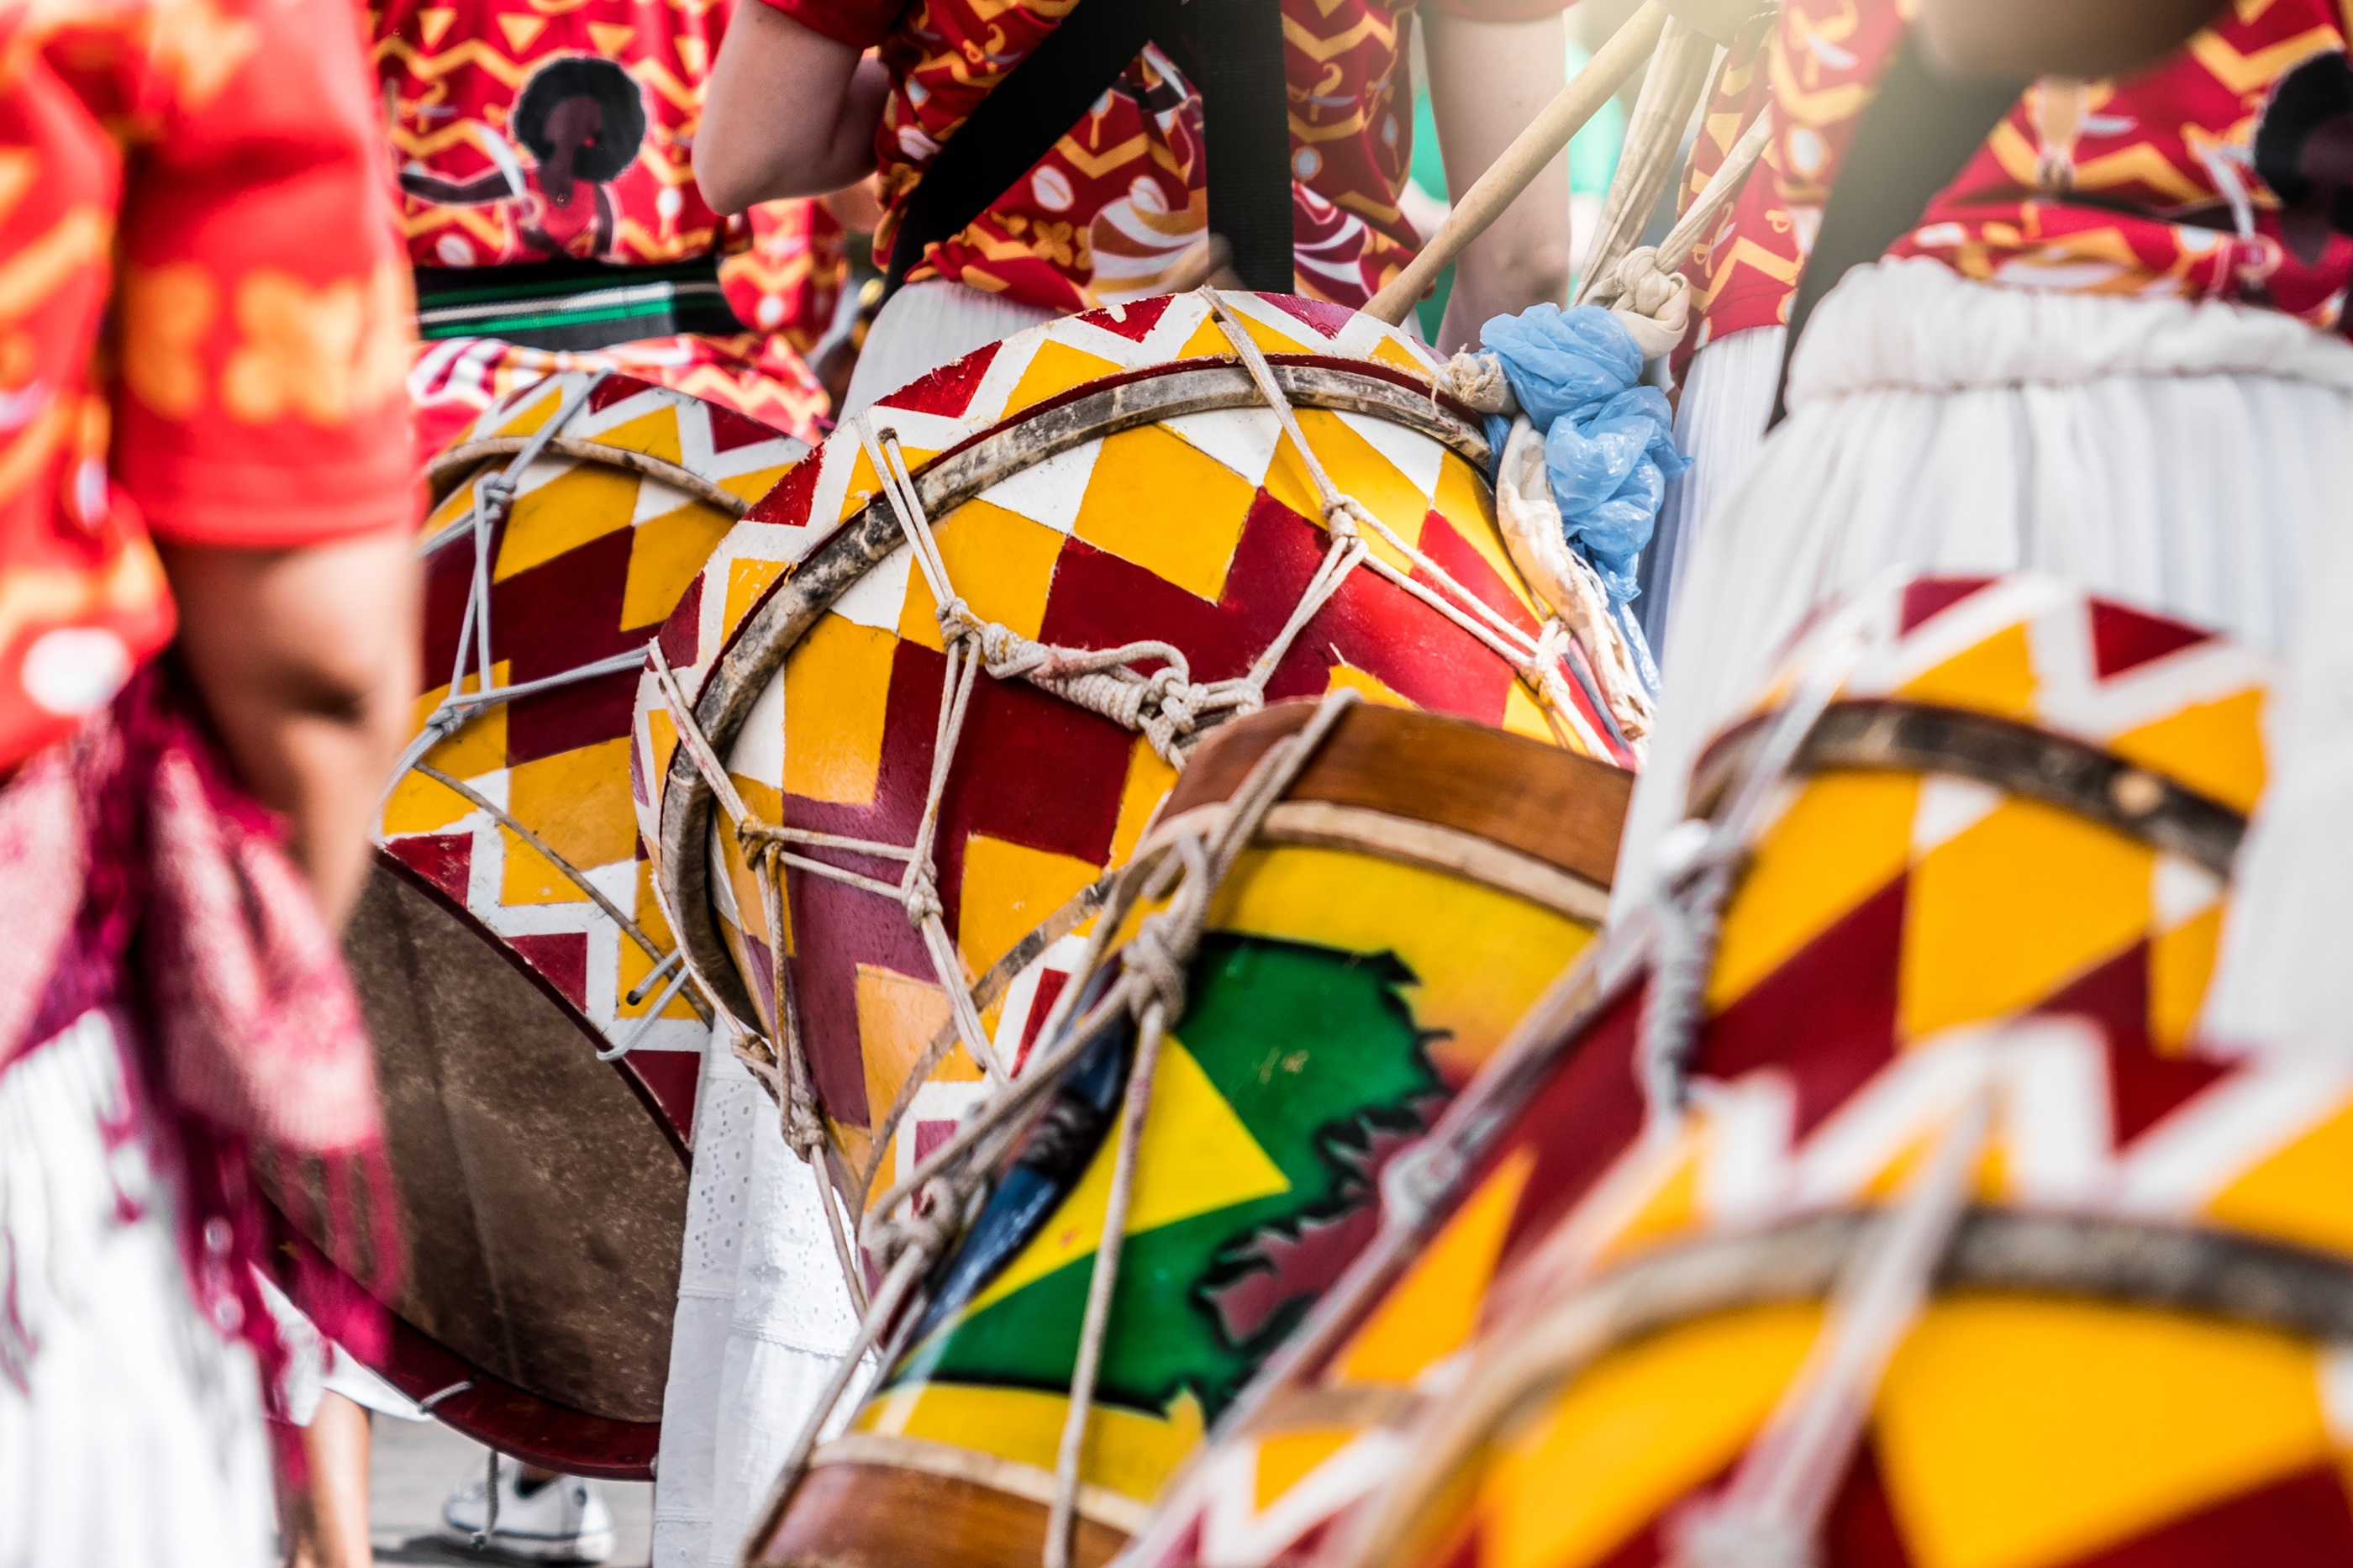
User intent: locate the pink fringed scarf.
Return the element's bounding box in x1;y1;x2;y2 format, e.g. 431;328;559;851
0;665;397;1399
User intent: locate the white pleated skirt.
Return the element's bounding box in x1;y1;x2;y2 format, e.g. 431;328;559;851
1615;256;2353;917
0;1013;273;1568
652;1031;865;1568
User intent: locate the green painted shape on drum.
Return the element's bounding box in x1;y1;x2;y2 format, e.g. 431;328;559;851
887;932;1444;1421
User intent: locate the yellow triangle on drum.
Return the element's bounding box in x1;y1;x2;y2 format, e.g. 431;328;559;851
782;614;898;807
585;405;686;465
2108;687;2267;815
955;833;1100;978
1002;339;1126;417
621;503;734;629
1287;408;1429;557
1108;735;1179;869
1487;1304;1820;1568
1898;797;2151;1042
1895;620;2040;722
1708;771;1919;1013
1074;423;1256;602
1255;1429;1358;1512
1875;1299;2329;1568
1430;451;1546;625
493;463;638;581
495;13;545;50
725;556;788;639
721;464;793;506
1174;308;1315;362
835;443;940;524
855;966;975;1147
1330;1145;1534;1386
2203;1096;2353;1259
1368;333;1431;381
1324;663;1416;708
962;1037;1291;1316
492;381;567;439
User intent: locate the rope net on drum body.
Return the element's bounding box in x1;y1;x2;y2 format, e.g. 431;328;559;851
725;688;1363;1568
378;367;716;1040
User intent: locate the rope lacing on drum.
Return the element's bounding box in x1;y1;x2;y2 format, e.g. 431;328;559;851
729;690;1363;1568
380;367;714;1040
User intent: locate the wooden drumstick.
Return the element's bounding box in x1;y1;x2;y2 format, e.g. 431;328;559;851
1365;0;1671;327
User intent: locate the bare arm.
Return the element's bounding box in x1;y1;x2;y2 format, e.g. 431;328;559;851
161;529;421;928
697;4;892;214
1917;0;2227;81
1423;8;1573;355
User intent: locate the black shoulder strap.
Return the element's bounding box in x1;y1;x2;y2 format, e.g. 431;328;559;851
1767;34;2024;425
884;0;1297;299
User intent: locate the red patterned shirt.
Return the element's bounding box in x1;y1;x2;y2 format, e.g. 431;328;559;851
0;0;416;775
763;0;1565;314
1679;0;2353;360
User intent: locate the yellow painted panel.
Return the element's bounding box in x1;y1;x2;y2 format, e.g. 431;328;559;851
2205;1097;2353;1258
1255;1429;1356;1511
617;862;701;1020
1108;737;1180;869
956;833;1102;976
1176;309;1315;363
854;1380;1205;1504
1899;798;2152;1041
834;443;938;524
1002;339;1127;417
1073;423;1257;602
1895;620;2039;721
1208;844;1592;1084
424;475;479;534
855;964;974;1146
1330;1146;1533;1386
1499;676;1556;746
731;777;789;957
1484;1303;1821;1568
963;1039;1291;1316
2109;687;2267;816
1369;333;1433;380
492;462;640;581
382;666;512;835
726;555;788;638
720;463;792;506
1708;772;1919;1012
1430;450;1545;626
1325;662;1417;708
501;739;637;904
1289;408;1429;560
1876;1298;2328;1568
2149;903;2223;1055
587;404;686;463
782;614;898;806
898;497;1066;652
622;502;734;629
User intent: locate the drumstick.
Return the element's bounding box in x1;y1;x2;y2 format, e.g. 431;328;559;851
1365;1;1670;326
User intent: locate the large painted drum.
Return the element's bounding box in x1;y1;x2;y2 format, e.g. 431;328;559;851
748;697;1631;1568
1126;574;2286;1566
631;288;1639;1246
312;371;806;1475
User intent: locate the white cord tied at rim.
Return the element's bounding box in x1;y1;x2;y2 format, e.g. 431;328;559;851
1582;104;1776;361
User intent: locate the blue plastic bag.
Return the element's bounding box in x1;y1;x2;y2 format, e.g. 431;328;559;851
1474;304;1688;608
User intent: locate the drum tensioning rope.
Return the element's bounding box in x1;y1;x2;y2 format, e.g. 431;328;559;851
719;688;1364;1568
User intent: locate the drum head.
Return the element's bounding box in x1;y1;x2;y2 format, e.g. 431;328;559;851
331;856;689;1476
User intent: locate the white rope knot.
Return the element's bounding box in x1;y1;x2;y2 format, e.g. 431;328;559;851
1590;245;1692;361
1323;494;1368;542
1121;910;1193;1030
899;861;945;929
781;1089;828;1162
1434;350;1518;415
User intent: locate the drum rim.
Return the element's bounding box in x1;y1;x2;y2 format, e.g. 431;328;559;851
653;356;1494;1025
1322;1208;2353;1568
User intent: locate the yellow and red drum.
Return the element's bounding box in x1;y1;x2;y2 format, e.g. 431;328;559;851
630;288;1637;1246
313;371;806;1475
1128;573;2293;1567
749;697;1631;1568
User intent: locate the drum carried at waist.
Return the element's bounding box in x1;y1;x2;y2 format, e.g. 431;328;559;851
286;371;806;1476
630;287;1645;1266
1129;573;2292;1567
746;695;1630;1568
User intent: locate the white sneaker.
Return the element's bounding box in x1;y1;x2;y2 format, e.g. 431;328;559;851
438;1462;619;1563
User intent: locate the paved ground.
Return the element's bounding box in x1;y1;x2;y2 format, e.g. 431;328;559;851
370;1417;654;1567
